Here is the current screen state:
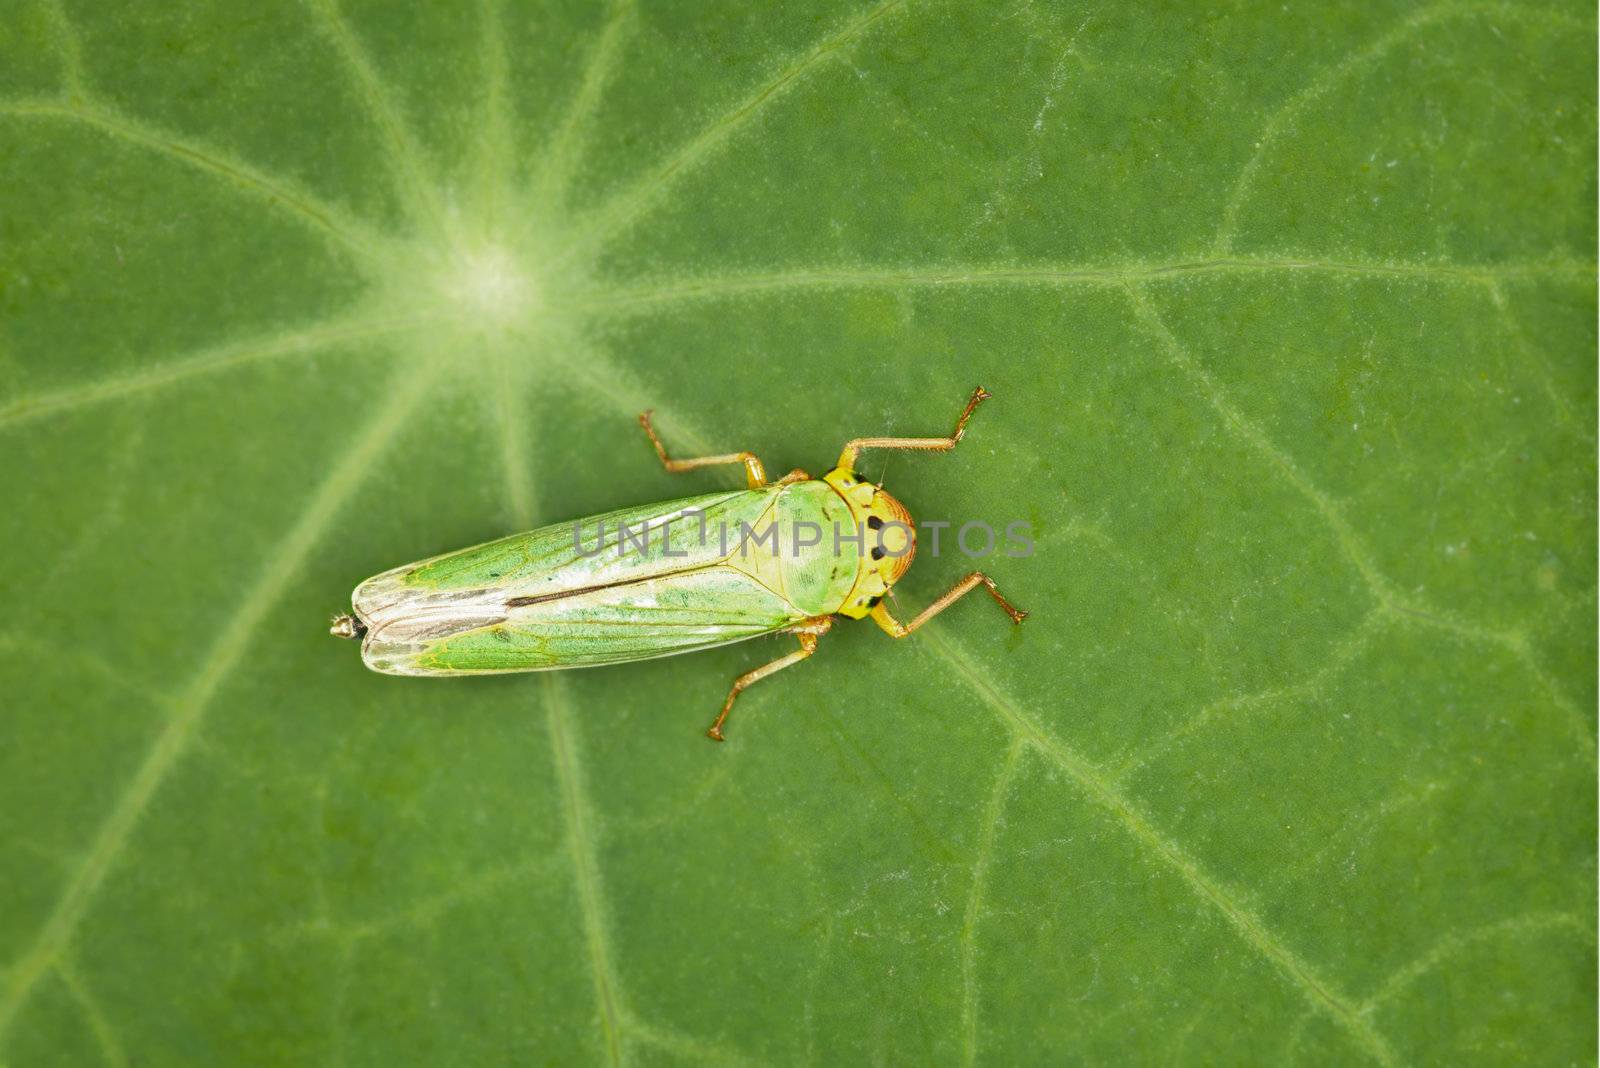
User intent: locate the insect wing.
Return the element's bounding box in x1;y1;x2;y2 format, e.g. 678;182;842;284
350;488;801;675
363;565;805;675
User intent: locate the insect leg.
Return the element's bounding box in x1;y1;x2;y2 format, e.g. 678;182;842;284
707;617;833;741
774;467;812;486
870;572;1026;638
835;386;990;471
638;409;767;488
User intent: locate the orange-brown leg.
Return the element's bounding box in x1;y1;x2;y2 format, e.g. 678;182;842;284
707;618;832;741
836;386;991;471
870;572;1027;638
774;467;812;486
639;409;767;488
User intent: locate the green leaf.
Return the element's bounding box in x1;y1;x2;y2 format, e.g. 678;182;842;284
2;0;1593;1063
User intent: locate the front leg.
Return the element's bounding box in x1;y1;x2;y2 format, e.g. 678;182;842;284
835;386;991;471
870;572;1027;637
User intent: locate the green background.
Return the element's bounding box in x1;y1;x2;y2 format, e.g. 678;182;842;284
1;0;1594;1064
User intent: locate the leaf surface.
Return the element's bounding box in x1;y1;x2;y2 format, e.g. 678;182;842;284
1;1;1594;1064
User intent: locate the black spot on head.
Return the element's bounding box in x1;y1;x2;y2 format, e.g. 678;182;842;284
871;546;886;560
868;594;883;607
867;515;883;530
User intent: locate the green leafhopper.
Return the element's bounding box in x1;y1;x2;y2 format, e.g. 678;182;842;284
330;388;1026;740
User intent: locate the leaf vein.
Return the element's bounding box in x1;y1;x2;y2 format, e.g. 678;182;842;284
0;312;437;432
553;0;909;267
530;0;637;213
959;735;1027;1068
54;960;126;1068
1125;283;1596;764
0;99;385;260
1111;608;1386;783
1360;912;1593;1013
544;675;625;1066
574;256;1594;312
922;629;1400;1067
474;0;516;229
306;0;447;235
1212;1;1590;255
0;363;439;1041
42;0;87;98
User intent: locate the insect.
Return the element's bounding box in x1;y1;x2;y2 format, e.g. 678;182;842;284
330;387;1026;740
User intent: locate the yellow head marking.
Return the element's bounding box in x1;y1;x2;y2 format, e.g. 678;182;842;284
823;467;917;619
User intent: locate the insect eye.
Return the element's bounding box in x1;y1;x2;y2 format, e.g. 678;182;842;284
867;516;883;530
